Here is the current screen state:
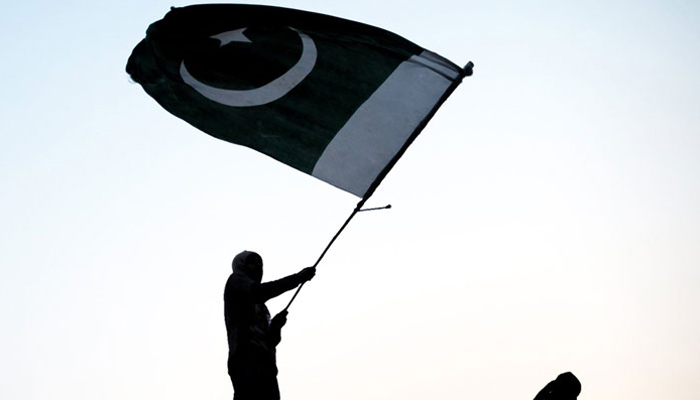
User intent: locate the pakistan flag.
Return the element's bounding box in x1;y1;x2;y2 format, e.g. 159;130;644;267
127;4;467;198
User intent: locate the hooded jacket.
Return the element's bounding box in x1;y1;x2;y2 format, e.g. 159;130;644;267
224;252;305;361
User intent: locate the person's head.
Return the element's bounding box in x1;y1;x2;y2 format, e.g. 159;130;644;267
551;372;581;399
232;251;263;283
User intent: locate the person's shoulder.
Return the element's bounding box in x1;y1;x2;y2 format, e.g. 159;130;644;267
224;274;235;290
225;276;254;297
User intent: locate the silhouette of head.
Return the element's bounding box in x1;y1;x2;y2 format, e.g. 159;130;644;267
232;251;263;283
534;371;581;400
549;372;581;399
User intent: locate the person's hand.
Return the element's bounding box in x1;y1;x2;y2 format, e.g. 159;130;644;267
298;266;316;283
269;310;288;345
271;310;288;330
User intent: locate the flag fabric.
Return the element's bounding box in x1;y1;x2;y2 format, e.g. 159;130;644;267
127;4;466;198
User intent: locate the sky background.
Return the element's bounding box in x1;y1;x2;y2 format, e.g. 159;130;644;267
1;0;699;399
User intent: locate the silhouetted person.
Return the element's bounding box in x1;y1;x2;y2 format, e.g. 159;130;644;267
224;251;315;400
533;372;581;400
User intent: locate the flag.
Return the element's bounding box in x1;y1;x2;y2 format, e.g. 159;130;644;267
127;4;467;198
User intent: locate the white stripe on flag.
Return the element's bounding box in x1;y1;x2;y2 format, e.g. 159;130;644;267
312;51;460;197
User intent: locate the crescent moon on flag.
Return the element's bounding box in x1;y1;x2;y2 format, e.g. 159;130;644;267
180;28;318;107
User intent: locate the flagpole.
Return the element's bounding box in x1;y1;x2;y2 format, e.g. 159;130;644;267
283;197;367;312
283;61;473;312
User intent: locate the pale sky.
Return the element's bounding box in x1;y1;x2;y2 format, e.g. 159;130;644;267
1;1;699;399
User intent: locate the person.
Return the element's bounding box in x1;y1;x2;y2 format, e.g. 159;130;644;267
533;371;581;400
224;250;315;400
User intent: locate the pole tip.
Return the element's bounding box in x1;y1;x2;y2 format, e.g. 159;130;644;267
464;61;474;77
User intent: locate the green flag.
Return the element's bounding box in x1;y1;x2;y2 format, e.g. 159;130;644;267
127;4;467;198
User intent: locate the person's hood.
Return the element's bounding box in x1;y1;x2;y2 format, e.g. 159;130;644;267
232;250;262;284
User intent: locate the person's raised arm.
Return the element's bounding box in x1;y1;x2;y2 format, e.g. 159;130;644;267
250;266;315;303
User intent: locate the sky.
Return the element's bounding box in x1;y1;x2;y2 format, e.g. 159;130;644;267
1;0;699;399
